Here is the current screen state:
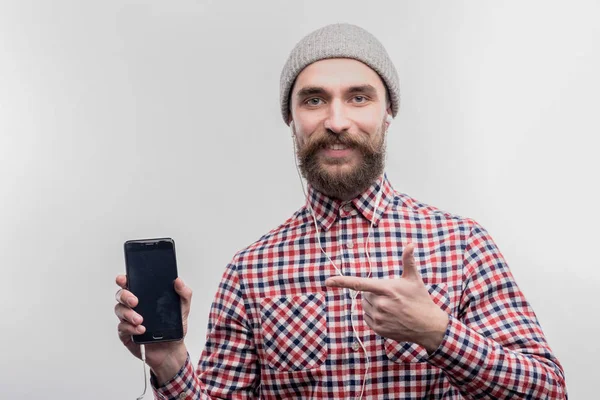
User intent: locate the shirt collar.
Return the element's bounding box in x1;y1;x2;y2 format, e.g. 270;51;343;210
306;174;395;231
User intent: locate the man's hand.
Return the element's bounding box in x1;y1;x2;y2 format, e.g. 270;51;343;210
114;275;193;385
325;243;449;353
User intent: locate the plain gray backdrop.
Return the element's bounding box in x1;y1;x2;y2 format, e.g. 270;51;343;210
1;0;598;398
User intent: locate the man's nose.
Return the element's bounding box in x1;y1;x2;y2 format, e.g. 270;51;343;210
323;102;351;134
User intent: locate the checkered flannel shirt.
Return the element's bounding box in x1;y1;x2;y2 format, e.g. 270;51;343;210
151;175;567;399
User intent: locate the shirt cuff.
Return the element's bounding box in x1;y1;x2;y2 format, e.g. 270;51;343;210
150;353;201;400
425;314;488;386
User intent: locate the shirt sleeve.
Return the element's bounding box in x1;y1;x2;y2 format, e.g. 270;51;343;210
150;263;259;400
426;222;568;399
150;354;204;399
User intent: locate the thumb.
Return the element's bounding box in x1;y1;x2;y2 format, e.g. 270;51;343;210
174;278;193;306
401;243;421;281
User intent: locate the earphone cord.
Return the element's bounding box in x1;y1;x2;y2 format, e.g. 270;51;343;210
136;344;148;399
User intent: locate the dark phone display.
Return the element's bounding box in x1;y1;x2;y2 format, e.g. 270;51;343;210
124;239;183;343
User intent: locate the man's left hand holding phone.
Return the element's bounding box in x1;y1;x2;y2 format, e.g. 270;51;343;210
114;238;193;386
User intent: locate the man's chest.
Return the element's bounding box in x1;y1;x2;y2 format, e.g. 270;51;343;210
241;215;466;300
230;215;468;398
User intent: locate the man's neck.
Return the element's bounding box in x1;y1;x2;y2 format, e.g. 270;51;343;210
312;186;366;202
309;174;385;202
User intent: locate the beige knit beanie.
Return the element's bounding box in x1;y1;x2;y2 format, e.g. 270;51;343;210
279;23;400;125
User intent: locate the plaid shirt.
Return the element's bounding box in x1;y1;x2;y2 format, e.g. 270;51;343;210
152;176;567;399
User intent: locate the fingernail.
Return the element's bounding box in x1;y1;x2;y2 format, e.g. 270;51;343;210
133;315;141;324
137;325;145;333
127;297;135;307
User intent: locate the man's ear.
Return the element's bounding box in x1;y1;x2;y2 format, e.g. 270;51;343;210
385;107;393;128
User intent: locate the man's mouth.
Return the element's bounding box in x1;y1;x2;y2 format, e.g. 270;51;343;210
326;143;350;150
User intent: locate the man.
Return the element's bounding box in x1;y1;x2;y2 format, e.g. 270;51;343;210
114;23;567;399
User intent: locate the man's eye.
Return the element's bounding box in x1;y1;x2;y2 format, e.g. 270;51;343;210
306;98;323;106
353;96;367;103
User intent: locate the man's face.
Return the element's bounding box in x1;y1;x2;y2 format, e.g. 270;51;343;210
289;58;391;200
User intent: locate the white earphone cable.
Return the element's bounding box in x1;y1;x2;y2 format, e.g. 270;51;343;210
136;344;148;399
291;120;388;399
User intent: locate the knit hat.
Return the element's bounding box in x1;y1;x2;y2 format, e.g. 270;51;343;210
279;23;400;125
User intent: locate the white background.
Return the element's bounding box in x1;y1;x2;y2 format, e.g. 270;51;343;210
1;1;598;398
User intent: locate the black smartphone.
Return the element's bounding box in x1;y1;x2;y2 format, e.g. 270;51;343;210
123;238;184;344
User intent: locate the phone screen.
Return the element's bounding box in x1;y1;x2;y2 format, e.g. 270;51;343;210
124;238;183;344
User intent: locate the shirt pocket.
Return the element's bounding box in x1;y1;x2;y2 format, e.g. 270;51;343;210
260;292;328;371
384;283;451;364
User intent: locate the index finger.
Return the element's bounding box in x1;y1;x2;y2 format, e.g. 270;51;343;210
115;274;127;289
325;276;389;296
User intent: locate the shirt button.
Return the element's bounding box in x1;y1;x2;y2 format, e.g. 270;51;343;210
343;204;353;212
346;240;354;248
178;393;188;399
351;341;361;351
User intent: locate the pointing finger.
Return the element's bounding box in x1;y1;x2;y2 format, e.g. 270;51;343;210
325;276;390;296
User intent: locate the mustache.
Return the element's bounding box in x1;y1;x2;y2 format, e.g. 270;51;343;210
300;130;382;156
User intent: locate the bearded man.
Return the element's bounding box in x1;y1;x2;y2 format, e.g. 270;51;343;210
114;23;567;399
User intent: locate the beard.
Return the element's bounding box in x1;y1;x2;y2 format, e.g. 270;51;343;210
296;120;386;200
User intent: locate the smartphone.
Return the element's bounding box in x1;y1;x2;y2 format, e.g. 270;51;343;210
123;237;184;344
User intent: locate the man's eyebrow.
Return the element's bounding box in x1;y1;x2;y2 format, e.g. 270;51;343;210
295;86;328;98
347;85;378;97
